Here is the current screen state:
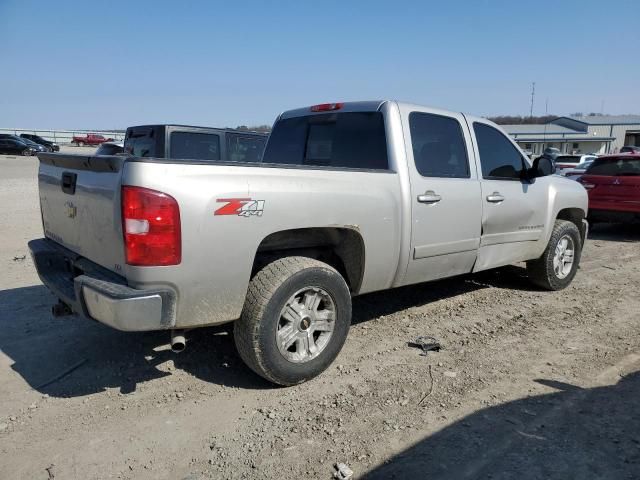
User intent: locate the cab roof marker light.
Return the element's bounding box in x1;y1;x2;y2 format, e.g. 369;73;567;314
310;103;344;112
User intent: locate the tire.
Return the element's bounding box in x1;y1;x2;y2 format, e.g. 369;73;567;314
527;219;582;290
22;149;32;156
234;256;351;386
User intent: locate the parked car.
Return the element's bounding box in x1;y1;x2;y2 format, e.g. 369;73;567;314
15;136;48;153
29;100;588;386
20;134;60;152
0;137;37;156
555;154;598;175
578;154;640;224
124;124;267;162
620;146;640;154
563;158;597;180
72;133;114;146
95;141;124;155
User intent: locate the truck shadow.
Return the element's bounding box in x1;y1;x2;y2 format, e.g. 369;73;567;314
588;223;640;242
0;239;626;396
363;370;640;479
0;285;273;397
0;271;528;397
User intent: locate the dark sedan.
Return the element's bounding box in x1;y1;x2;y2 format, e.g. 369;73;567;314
0;138;37;156
19;133;60;152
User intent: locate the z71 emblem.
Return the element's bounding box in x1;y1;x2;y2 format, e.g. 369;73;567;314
215;198;265;217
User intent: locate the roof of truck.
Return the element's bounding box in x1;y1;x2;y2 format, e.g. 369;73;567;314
278;101;499;128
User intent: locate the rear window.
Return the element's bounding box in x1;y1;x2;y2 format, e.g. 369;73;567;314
170;132;221;161
96;143;124;155
587;157;640;176
262;112;388;170
226;133;266;163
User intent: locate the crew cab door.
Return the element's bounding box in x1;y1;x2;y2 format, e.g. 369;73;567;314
468;119;549;271
400;106;482;285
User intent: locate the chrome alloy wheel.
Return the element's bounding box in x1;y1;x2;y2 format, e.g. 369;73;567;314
276;287;336;363
553;234;575;279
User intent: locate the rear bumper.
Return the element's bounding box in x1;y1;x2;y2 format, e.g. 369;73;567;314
28;238;176;331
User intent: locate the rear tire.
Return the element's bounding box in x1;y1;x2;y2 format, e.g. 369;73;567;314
234;256;351;386
527;220;582;290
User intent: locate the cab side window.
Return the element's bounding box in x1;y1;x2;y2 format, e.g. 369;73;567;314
226;134;266;163
409;112;470;178
473;123;526;180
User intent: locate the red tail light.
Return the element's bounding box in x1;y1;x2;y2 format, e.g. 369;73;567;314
121;186;181;266
310;102;344;112
577;178;595;190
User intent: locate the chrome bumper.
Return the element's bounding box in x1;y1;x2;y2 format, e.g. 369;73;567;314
29;238;176;331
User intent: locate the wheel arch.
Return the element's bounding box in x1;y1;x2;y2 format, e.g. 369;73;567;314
556;207;587;244
252;227;366;294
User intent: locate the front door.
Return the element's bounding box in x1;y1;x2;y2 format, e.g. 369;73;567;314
469;120;548;271
400;106;482;286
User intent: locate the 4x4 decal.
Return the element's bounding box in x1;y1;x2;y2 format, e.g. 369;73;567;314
215;198;265;217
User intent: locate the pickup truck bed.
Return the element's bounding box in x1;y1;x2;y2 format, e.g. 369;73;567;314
30;100;588;385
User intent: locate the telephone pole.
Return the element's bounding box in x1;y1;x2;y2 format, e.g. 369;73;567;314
529;82;536;118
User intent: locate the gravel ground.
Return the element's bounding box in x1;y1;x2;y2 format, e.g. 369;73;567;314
0;154;638;480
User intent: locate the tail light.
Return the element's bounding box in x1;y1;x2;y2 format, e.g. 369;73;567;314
121;186;181;266
578;179;595;190
310;102;344;112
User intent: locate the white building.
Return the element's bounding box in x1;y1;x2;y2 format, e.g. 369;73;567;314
503;114;640;155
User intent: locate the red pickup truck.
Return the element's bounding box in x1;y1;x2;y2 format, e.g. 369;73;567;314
72;134;114;146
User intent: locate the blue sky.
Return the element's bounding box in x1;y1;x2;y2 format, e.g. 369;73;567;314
1;0;638;129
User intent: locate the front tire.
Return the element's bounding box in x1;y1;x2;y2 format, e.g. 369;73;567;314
527;220;582;290
234;257;351;386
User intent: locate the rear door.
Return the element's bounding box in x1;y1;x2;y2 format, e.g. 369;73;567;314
469;120;548;270
400;105;481;285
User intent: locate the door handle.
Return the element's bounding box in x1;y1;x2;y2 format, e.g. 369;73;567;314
486;192;505;203
417;191;442;204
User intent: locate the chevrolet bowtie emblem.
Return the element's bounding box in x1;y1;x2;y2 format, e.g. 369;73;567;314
65;202;77;218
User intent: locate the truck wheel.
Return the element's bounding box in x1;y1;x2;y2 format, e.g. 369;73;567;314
234;256;351;386
526;220;582;290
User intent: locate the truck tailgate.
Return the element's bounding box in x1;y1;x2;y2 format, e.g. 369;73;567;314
37;153;127;273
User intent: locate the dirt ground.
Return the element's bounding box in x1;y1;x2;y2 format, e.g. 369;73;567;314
0;153;639;480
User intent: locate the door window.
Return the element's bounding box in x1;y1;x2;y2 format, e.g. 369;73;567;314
473;123;526;180
170;132;221;161
409;112;469;178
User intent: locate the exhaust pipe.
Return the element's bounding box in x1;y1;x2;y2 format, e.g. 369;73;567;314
170;330;186;353
52;301;72;317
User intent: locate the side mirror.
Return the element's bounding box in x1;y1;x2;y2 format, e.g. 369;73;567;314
529;156;554;178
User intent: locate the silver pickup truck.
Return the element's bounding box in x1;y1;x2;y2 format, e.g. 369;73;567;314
29;101;588;385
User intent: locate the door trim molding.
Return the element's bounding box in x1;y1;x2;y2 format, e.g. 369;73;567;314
414;238;480;259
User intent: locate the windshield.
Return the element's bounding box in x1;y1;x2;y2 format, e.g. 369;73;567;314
586;157;640;176
576;160;594;169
